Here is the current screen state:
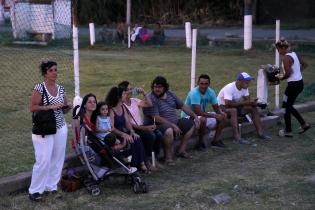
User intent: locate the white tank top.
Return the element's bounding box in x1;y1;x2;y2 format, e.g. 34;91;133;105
285;52;302;82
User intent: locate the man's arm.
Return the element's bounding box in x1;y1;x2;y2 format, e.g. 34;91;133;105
182;104;198;119
192;104;217;118
225;96;256;108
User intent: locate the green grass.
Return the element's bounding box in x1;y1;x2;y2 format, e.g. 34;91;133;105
2;112;315;209
0;45;315;177
0;44;315;209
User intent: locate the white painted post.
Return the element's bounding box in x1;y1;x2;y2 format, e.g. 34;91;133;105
128;26;131;48
151;152;156;167
185;22;191;48
190;29;197;90
89;22;95;46
73;25;80;101
126;0;131;48
257;68;268;104
275;19;280;109
244;0;252;50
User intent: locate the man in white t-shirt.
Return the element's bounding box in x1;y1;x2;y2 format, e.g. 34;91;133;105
217;72;271;140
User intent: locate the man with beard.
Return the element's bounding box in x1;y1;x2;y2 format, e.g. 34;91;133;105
143;76;200;165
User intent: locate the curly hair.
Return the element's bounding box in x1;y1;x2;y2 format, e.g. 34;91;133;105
275;37;290;49
151;76;169;91
40;60;57;76
105;86;124;108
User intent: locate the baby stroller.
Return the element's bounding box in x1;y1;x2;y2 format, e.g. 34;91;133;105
71;105;148;196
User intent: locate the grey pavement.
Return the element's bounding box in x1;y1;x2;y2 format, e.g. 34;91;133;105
1;24;314;40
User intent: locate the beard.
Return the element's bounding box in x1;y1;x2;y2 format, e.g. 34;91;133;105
154;90;166;98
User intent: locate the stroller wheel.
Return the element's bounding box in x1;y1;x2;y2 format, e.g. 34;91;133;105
90;186;101;196
133;181;141;194
141;182;148;193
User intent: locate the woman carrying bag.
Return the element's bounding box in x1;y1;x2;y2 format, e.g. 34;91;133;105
275;38;311;137
29;61;71;201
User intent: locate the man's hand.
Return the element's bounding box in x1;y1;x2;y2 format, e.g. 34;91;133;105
193;117;200;129
145;125;156;131
215;113;226;122
172;123;182;137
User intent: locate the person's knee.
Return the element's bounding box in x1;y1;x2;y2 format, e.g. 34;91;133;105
227;108;237;117
164;128;174;143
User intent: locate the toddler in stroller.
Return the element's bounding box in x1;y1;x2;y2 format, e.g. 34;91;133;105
72;104;148;196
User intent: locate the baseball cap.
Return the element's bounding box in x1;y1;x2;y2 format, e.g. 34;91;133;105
237;72;254;81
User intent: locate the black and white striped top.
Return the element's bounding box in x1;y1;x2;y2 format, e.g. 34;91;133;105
34;82;66;129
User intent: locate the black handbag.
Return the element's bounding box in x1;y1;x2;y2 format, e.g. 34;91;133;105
32;84;57;137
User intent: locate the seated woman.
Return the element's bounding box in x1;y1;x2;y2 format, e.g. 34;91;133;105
75;94;114;167
119;81;164;171
105;86;148;173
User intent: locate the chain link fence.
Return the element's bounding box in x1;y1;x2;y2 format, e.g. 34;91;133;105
0;0;74;176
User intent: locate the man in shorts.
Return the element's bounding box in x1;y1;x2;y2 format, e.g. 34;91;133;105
143;76;200;165
217;72;272;141
181;74;234;149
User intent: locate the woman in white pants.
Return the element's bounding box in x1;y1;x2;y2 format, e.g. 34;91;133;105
29;61;70;201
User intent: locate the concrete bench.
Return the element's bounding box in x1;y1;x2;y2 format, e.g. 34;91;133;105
1;101;315;195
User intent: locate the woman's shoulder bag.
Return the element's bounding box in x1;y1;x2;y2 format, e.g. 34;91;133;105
32;84;57;137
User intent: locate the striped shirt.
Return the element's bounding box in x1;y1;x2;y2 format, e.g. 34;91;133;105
34;82;66;129
143;91;183;124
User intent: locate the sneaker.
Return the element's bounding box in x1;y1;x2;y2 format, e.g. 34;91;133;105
258;134;272;141
284;132;293;137
211;140;226;148
299;123;311;134
29;193;43;202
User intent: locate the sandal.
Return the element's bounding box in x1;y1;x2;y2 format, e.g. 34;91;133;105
165;159;176;166
176;152;193;159
140;163;151;174
299;123;311;134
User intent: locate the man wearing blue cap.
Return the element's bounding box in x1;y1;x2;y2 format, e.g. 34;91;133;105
217;72;272;141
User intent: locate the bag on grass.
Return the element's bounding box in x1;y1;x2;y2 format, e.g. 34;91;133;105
60;169;81;192
32;84;56;137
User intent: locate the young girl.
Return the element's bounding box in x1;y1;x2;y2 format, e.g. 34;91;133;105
95;102;126;150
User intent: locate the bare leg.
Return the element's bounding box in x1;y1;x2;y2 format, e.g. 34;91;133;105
163;128;174;162
212;118;225;143
244;106;263;135
177;125;195;154
197;117;207;145
226;108;240;141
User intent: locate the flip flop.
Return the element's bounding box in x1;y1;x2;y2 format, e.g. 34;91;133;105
176;152;193;159
165;159;176;166
299;124;311;134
